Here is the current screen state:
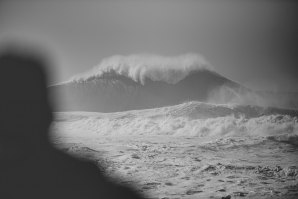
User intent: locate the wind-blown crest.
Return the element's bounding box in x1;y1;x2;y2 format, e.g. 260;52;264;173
69;53;212;85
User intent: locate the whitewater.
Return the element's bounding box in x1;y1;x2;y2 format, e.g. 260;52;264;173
51;101;298;199
52;101;298;144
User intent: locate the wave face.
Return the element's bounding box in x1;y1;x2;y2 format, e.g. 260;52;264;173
53;101;298;145
50;54;245;112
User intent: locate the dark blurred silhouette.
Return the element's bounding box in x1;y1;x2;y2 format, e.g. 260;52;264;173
0;49;146;199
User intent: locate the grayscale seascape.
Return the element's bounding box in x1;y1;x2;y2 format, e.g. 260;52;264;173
1;1;297;198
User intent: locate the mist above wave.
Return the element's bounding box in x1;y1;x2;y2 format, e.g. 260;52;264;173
68;53;212;85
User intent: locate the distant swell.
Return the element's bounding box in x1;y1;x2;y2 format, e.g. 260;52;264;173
68;53;212;85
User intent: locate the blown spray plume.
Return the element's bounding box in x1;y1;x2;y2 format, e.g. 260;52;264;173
69;53;212;84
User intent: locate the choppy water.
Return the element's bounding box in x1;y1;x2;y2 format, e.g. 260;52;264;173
53;101;298;145
51;102;298;198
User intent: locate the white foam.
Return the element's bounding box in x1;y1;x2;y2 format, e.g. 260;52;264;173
52;102;298;144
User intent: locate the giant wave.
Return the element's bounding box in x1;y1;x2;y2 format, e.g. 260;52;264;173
50;53;298;112
50;54;245;112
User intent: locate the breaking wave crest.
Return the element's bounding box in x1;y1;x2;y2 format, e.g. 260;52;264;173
68;53;212;84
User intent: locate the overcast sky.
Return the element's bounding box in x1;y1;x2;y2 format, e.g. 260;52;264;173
0;0;297;91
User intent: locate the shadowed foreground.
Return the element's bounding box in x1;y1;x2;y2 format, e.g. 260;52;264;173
0;50;146;199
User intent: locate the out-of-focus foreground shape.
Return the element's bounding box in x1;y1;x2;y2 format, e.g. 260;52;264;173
0;45;147;199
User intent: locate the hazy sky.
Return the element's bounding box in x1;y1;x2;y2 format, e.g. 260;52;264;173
0;0;297;91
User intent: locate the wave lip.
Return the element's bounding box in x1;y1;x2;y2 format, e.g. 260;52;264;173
68;53;212;85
